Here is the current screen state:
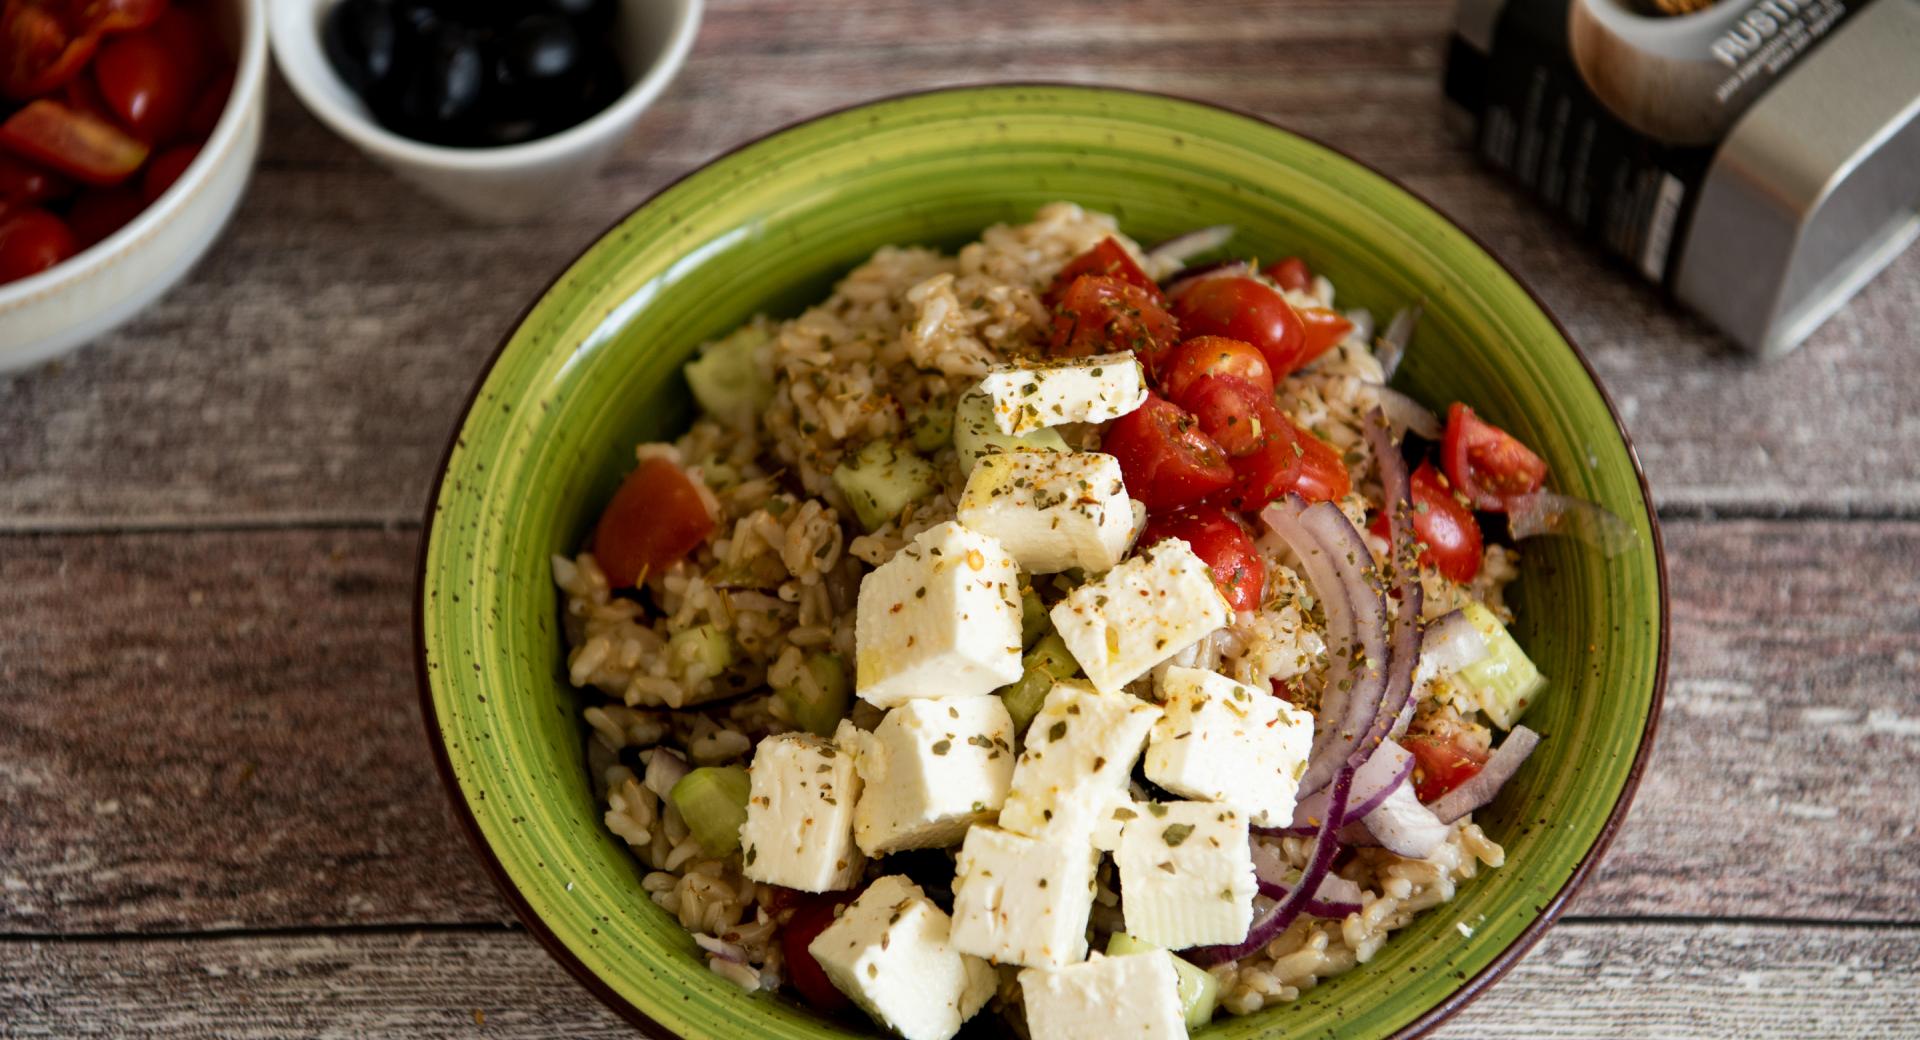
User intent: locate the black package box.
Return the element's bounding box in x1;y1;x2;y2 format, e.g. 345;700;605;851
1445;0;1920;357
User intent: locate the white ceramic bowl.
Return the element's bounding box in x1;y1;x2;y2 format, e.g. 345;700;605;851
0;0;268;373
268;0;702;223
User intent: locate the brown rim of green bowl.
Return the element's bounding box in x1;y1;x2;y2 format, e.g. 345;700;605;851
412;82;1671;1040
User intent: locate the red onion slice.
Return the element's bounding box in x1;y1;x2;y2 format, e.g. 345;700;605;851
1507;490;1640;557
1359;411;1424;759
1374;387;1444;440
1249;842;1362;917
1259;739;1411;836
1358;781;1450;859
1428;725;1542;824
1146;225;1236;267
1188;765;1354;965
1259;496;1389;799
1417;609;1489;684
1374;302;1421;382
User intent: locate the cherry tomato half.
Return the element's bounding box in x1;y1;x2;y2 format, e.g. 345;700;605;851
140;142;195;201
1405;731;1489;803
1371;461;1482;583
1138;503;1264;612
1101;392;1235;511
1161;335;1275;406
0;205;77;284
1048;273;1181;369
1169;275;1309;378
591;456;715;588
1266;256;1313;294
94;16;202;142
0;152;72;204
1179;375;1349;511
780;892;857;1014
1295;306;1353;369
0;98;149;185
1047;236;1158;304
1442;403;1547;511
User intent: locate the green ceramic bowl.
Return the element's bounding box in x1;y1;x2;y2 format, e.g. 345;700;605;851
417;85;1667;1039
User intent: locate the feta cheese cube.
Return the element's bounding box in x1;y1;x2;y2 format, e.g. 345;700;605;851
1115;800;1258;949
738;733;864;892
855;521;1025;708
957;451;1139;574
949;825;1098;968
999;680;1161;845
1019;951;1186;1040
1050;539;1230;694
977;353;1148;434
808;875;997;1040
837;697;1016;856
1145;666;1315;826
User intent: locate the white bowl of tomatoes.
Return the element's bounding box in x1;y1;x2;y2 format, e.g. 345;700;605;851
0;0;266;372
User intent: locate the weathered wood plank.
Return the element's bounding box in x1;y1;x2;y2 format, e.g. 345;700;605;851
1;922;1915;1038
2;520;1915;932
2;0;1917;526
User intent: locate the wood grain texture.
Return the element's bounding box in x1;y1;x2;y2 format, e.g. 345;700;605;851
2;0;1917;528
3;922;1915;1038
4;520;1915;933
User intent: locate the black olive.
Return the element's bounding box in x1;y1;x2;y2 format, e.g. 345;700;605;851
383;23;486;144
546;0;616;31
497;15;583;91
322;0;401;95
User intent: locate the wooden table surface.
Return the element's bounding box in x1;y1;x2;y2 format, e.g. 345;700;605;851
5;1;1918;1036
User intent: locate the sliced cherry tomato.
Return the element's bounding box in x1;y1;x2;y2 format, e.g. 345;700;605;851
1442;403;1547;511
1047;236;1158;304
1101;392;1235;511
66;183;142;245
780;892;857;1013
591;456;716;588
1180;374;1271;457
0;153;72;204
180;69;230;140
1371;462;1482;583
1267;256;1313;294
1295;306;1353;368
140;142;195;201
0;99;149;185
82;0;170;35
1178;374;1349;511
1048;273;1181;369
1405;731;1489;803
1138;503;1264;612
95;14;204;142
1161;335;1274;406
0;206;77;284
64;67;116;120
1;3;98;98
1168;275;1309;378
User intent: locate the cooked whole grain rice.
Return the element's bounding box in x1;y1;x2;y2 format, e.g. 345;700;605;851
553;203;1518;1022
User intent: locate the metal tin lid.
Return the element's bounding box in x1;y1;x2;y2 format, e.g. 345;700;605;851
1673;0;1920;358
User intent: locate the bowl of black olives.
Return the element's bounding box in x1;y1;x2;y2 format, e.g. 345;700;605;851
268;0;701;220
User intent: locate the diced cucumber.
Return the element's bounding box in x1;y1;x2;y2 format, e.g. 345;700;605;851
667;623;737;679
909;396;956;454
832;440;938;531
1019;584;1048;649
778;652;851;737
1106;932;1219;1029
1453;602;1546;730
953;387;1067;475
999;632;1078;738
684;326;774;427
669;765;752;856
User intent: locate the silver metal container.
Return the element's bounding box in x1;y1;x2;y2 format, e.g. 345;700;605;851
1446;0;1920;358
